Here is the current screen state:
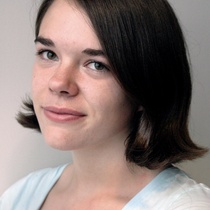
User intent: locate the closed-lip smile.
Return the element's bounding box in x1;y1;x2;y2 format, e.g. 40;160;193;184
42;106;86;122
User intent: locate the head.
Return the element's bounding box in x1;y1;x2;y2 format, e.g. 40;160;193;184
18;0;207;169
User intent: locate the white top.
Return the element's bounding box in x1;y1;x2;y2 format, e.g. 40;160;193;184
0;164;210;210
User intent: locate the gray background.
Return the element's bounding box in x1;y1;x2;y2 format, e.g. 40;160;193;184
0;0;209;195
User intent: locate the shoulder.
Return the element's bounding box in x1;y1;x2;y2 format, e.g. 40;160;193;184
126;166;210;210
159;167;210;209
0;164;68;210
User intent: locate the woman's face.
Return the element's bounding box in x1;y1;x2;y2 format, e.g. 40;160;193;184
32;0;133;151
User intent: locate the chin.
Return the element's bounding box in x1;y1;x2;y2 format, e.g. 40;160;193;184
42;132;85;151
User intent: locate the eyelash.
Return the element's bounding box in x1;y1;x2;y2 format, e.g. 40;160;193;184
36;49;110;71
86;61;110;72
36;49;58;61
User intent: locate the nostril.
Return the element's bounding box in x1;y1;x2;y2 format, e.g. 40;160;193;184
60;90;70;95
49;82;79;97
48;70;79;97
49;87;69;95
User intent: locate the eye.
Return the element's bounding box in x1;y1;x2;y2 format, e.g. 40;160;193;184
36;50;58;61
87;61;109;71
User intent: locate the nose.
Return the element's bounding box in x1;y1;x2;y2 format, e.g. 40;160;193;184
48;64;79;97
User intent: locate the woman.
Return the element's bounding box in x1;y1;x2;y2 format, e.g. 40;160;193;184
0;0;210;209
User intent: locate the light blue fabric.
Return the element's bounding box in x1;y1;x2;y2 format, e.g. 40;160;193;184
122;167;210;210
0;164;68;210
0;165;210;210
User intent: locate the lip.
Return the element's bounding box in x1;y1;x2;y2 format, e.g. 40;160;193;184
42;106;86;123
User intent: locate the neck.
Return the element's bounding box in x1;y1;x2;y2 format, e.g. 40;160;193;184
62;140;161;198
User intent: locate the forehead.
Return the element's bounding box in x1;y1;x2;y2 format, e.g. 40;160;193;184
38;0;101;49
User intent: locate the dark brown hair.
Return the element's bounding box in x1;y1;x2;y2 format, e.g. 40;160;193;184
17;0;208;169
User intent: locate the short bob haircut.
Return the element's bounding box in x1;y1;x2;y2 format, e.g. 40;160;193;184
17;0;208;169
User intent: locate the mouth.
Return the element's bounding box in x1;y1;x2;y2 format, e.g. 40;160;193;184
42;106;86;123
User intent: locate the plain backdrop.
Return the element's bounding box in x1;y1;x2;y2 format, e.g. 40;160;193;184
0;0;210;195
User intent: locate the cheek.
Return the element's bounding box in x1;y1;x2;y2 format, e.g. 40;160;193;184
107;83;133;124
31;77;41;117
32;68;47;98
31;73;37;100
31;71;48;118
32;76;40;103
87;79;132;121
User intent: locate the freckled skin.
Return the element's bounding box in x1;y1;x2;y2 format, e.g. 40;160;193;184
32;0;133;151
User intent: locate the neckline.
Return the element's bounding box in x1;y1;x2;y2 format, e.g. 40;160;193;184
122;165;179;209
39;164;178;209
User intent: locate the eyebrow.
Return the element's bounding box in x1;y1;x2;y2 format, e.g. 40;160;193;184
34;36;105;57
34;36;55;47
82;48;105;57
